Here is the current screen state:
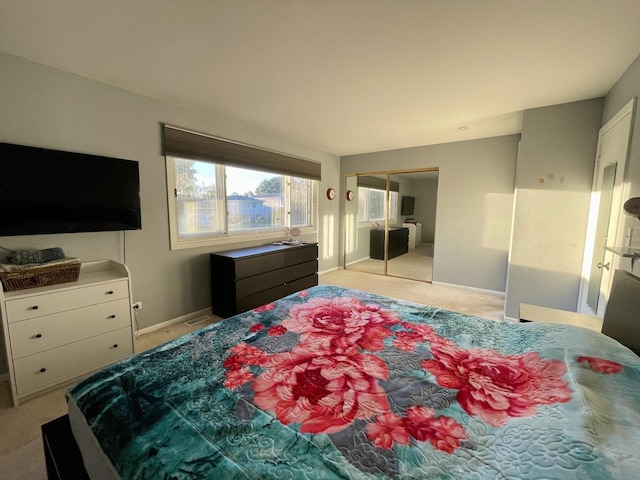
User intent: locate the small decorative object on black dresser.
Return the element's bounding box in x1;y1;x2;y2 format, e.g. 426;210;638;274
370;227;409;260
210;243;318;317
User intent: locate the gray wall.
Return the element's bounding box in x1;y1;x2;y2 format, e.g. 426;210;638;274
504;99;604;318
603;54;640;274
415;177;438;243
3;48;638;376
0;53;341;375
341;135;520;292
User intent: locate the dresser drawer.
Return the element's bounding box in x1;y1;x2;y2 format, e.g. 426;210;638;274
237;285;285;314
284;244;318;266
234;252;284;280
236;269;284;297
284;260;318;283
284;274;318;295
5;280;129;322
8;299;131;359
13;327;133;396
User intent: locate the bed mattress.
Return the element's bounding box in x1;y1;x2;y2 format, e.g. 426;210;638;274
67;284;640;479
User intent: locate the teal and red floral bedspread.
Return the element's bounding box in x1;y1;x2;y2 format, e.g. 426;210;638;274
68;285;640;479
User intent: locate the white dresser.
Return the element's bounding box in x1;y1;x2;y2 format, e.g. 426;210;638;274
402;222;422;249
0;260;134;406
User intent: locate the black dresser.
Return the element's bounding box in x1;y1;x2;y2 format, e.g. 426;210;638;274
370;227;409;260
210;243;318;317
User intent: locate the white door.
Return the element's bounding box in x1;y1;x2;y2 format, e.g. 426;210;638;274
579;99;635;316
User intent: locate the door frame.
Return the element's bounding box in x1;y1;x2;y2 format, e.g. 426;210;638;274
578;98;635;315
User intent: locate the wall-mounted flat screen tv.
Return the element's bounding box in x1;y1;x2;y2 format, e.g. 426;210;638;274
0;142;142;236
401;196;415;216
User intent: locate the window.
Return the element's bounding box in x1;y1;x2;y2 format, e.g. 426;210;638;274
358;187;398;224
167;157;316;249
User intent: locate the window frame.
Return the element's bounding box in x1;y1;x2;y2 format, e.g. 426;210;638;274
357;186;398;225
166;156;317;250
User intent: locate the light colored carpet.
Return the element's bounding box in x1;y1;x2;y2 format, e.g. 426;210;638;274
0;438;45;480
0;268;504;478
0;380;69;455
321;267;505;322
347;244;433;282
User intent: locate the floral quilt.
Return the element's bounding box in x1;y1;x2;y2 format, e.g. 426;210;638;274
68;285;640;479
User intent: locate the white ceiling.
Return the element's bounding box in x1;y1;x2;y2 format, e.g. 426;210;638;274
2;0;640;156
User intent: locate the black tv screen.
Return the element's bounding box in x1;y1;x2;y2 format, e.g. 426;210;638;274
401;196;415;216
0;142;141;236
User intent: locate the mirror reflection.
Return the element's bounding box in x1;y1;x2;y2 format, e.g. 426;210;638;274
344;169;438;282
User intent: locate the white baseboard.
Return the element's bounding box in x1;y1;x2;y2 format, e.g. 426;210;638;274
136;307;216;336
345;257;371;267
318;266;340;276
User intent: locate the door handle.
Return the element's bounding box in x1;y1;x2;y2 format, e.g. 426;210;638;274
597;262;611;270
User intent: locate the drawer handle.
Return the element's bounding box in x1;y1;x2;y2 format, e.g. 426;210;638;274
108;314;116;319
35;333;43;339
106;290;114;295
31;305;39;310
39;368;47;373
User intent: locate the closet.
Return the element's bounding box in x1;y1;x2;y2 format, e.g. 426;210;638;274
343;169;438;282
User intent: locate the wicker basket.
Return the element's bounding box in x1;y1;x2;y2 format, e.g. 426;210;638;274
0;258;81;292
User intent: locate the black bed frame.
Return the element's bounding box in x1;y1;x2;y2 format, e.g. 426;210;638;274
41;415;90;479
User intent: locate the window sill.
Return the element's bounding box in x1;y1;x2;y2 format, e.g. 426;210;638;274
170;228;317;251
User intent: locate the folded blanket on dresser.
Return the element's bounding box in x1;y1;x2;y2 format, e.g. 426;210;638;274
0;257;79;272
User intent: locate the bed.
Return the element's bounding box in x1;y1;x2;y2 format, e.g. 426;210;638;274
65;284;640;479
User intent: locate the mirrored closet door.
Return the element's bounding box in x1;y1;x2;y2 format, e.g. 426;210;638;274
343;169;438;283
